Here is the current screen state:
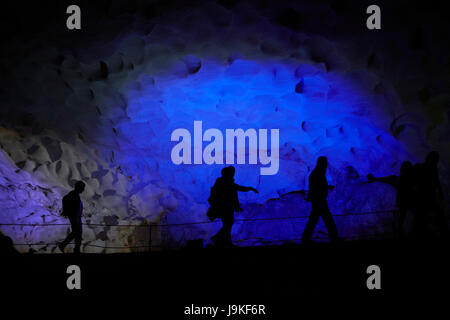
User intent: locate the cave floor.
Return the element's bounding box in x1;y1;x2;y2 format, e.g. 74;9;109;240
2;238;449;313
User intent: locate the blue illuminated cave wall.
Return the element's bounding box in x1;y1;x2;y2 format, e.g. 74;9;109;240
0;0;449;252
120;57;411;200
112;56;411;245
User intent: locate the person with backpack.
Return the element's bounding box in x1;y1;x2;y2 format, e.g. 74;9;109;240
58;181;85;254
207;166;258;247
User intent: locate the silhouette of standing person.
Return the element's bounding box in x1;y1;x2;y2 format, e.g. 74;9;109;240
367;161;414;237
302;157;339;243
416;151;447;238
208;166;258;247
58;181;85;254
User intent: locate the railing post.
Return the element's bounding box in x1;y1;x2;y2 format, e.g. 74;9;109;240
148;223;152;252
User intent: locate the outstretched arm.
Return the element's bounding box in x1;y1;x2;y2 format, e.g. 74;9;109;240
367;174;398;188
234;184;259;193
281;190;307;196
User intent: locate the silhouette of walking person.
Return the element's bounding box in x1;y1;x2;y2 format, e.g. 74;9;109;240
58;181;85;254
415;151;447;238
302;157;339;243
207;166;258;247
367;161;414;238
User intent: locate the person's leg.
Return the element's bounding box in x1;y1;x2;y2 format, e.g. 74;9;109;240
302;204;320;243
73;221;82;254
60;216;76;251
211;209;223;243
320;202;339;241
221;211;235;245
212;210;234;246
432;205;448;238
412;206;426;240
59;232;74;252
398;207;407;238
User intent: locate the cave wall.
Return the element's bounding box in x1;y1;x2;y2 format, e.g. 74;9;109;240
0;0;449;252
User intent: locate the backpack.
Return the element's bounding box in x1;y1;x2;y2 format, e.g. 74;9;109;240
208;184;217;206
206;184;217;221
60;193;72;218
